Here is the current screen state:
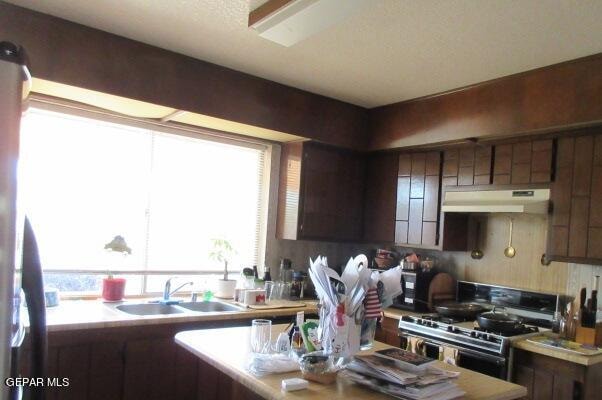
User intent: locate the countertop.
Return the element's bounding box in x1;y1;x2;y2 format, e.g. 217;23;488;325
382;307;602;366
175;324;527;400
29;298;318;332
512;334;602;366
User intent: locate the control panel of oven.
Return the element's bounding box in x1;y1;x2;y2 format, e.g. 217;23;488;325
398;315;510;355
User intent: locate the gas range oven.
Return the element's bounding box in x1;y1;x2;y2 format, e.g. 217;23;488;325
398;281;564;380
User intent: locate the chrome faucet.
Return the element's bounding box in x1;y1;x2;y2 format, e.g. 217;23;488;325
163;277;193;301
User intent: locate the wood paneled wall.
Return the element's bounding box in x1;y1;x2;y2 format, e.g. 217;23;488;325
0;2;368;150
369;53;602;150
453;214;568;294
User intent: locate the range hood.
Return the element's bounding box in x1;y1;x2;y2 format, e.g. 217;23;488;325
441;188;550;214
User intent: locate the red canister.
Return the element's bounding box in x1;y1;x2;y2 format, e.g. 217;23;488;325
102;278;126;301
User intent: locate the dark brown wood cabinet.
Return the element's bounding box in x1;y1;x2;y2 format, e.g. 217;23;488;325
493;139;553;185
20;316;306;400
374;316;401;347
395;152;441;247
363;152;398;242
547;129;602;264
512;348;601;400
443;145;493;187
277;141;365;242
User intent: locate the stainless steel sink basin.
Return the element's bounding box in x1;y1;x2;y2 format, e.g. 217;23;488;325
115;303;184;316
178;301;243;312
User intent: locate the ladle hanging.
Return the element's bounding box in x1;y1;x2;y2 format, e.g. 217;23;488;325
471;220;484;260
504;218;516;258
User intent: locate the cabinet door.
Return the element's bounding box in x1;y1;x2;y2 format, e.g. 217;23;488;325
395;152;441;247
89;341;125;400
444;146;492;186
493;140;552;184
298;143;365;241
300;144;338;239
363;153;398;242
548;131;602;265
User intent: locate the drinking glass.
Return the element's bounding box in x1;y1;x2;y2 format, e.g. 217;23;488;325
250;319;272;354
269;282;282;301
264;281;274;300
280;282;291;300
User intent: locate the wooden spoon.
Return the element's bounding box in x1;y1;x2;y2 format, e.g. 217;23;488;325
504;219;516;258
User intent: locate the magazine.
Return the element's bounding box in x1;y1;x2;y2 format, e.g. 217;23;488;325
374;348;437;372
342;370;465;400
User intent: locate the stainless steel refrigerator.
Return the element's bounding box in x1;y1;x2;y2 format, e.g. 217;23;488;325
1;42;47;400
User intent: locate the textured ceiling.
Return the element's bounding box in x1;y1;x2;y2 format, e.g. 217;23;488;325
7;0;602;107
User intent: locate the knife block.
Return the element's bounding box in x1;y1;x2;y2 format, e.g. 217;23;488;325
575;323;602;347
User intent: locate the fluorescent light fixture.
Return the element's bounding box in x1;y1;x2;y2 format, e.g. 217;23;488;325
250;0;370;47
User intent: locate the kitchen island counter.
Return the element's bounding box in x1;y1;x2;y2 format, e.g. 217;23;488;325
175;324;527;400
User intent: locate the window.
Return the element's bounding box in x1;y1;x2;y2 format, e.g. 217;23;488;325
19;105;268;295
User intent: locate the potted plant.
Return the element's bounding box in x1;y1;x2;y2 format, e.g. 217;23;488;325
102;235;130;301
209;238;237;299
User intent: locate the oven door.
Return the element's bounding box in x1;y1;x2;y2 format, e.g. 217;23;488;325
400;333;508;380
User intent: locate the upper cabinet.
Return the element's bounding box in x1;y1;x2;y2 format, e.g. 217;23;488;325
443;146;493;186
493;139;553;184
547;130;602;264
363;152;398;243
276;141;365;242
395;152;441;247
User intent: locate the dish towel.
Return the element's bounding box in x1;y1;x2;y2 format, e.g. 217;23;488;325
438;346;460;366
406;337;425;355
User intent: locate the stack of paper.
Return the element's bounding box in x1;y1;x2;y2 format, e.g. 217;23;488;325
344;354;465;400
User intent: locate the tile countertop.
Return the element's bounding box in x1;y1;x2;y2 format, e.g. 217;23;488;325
26;298;318;332
175;324;527;400
382;307;602;366
512;335;602;366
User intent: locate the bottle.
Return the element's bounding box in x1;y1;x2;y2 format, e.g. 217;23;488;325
252;265;259;279
280;258;292;282
263;266;272;282
290;311;305;357
291;326;304;357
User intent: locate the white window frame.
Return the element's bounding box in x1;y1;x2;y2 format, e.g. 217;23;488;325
24;96;272;294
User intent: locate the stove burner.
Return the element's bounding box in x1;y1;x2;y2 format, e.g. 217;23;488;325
421;314;472;324
474;325;539;337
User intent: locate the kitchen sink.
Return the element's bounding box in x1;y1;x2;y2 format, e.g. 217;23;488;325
115;303;184;315
114;300;244;316
178;301;243;312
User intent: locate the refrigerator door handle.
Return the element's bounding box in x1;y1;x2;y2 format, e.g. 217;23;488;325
21;218;47;400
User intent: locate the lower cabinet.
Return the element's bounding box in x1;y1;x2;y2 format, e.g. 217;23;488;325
19;316;303;400
512;348;601;400
374;316;401;347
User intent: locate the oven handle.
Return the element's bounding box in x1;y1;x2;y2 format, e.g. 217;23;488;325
401;333;506;365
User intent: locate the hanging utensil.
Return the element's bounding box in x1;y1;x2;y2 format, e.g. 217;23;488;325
504;218;516;258
471;219;484;260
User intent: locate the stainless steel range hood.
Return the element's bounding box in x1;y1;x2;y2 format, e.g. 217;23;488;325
441;188;550;214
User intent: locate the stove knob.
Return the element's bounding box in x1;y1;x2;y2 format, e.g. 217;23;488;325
470;331;477;338
431;323;438;329
453;327;461;334
447;326;453;332
481;333;489;340
417;319;423;325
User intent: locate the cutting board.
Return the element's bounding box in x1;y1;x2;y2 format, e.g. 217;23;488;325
526;335;602;356
242;300;306;310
